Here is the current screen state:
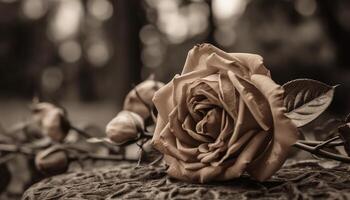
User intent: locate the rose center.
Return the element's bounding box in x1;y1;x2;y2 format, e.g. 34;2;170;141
195;107;222;140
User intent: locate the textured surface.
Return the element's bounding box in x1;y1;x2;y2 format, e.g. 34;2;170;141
22;160;350;200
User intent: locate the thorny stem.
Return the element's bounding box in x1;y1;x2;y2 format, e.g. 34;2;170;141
293;140;350;163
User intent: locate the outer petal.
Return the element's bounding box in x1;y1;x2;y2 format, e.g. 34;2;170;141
219;130;270;180
182;43;270;77
165;155;226;183
152;81;175;123
247;74;299;181
227;71;272;131
153;122;197;162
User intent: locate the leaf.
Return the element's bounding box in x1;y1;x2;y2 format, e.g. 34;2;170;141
282;79;336;127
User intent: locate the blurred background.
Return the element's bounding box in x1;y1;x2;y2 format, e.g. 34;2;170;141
0;0;349;128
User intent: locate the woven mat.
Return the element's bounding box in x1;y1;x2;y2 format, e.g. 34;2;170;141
22;160;350;200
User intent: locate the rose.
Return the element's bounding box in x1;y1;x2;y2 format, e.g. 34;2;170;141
32;103;70;142
152;43;299;183
106;111;144;144
124;80;164;119
35;146;69;175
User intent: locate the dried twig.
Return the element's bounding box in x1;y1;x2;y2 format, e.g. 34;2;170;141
0;143;34;156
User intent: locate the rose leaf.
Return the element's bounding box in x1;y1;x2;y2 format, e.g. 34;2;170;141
282;79;336;127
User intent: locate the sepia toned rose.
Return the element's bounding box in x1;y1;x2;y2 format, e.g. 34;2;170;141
123;79;164;119
106;111;144;144
152;43;299;183
32;103;70;142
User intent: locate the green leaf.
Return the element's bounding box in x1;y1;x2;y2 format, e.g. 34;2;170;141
282;79;336;127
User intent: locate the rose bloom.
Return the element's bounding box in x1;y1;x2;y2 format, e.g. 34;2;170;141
124;80;164;119
152;44;299;183
106;110;144;144
32;103;70;142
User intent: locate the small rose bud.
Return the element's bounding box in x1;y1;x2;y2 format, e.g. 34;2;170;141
106;111;144;144
32;103;70;142
123;80;164;119
35;146;69;175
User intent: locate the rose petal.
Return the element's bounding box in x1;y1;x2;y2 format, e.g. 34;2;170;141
214;129;256;166
152;115;166;146
165;155;224;183
219;130;270;181
173;69;217;106
228;97;260;146
198;147;223;163
193;108;222;140
209;111;234;150
182;43;270;76
182;115;213;143
247;74;299;181
227;71;272;131
176;138;199;158
153;81;175;123
217;73;239;120
182;162;207;170
168;108;201;146
206;53;249;77
155;123;197;162
198;143;209;153
229;53;271;76
182;44;222;74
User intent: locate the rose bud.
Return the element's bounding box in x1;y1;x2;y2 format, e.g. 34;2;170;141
31;103;70;142
35;146;69;175
152;43;299;183
123;79;164;119
106;111;144;144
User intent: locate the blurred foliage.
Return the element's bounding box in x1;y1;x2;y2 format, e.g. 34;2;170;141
0;0;349;115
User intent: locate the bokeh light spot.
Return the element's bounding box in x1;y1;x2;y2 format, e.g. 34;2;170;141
87;0;113;21
58;40;82;63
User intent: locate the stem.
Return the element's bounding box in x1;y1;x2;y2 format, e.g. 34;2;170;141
77;153;136;162
298;140;344;147
150;155;163;166
314;136;340;150
293;142;350;163
0;144;34;156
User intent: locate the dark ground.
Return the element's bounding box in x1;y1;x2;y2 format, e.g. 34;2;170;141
22;160;350;200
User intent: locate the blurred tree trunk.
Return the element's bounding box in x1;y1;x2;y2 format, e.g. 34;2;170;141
110;0;144;103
